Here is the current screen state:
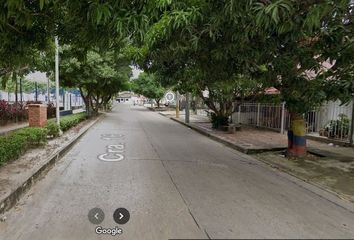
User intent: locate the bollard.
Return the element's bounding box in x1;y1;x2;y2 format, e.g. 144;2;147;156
28;104;47;127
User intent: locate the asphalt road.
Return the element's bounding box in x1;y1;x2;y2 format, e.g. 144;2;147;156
1;104;354;240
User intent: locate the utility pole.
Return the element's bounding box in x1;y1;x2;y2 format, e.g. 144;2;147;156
185;92;190;123
35;82;38;102
55;36;60;126
176;91;180;118
47;78;50;104
280;102;286;134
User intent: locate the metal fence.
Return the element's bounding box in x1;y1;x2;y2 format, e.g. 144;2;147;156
305;101;353;142
231;101;353;143
0;90;84;110
233;103;286;131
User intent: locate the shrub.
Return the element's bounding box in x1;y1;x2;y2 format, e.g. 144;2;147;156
59;112;87;132
44;112;88;136
0;100;29;123
0;100;10;121
45;120;60;138
210;112;229;129
0;113;88;165
323;114;350;138
0;127;47;164
16;128;48;145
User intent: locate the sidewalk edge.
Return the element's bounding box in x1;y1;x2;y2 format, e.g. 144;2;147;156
167;115;285;154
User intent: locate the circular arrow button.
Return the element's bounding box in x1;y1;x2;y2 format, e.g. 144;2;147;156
113;208;130;224
88;208;105;224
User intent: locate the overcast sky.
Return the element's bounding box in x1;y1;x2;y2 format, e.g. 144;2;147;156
25;71;48;83
25;65;143;83
131;66;143;80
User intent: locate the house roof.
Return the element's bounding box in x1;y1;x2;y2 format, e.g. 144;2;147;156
264;87;280;95
117;93;132;98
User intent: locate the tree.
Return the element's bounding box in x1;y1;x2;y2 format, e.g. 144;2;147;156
0;0;153;117
0;0;56;87
135;0;353;156
60;47;131;114
134;1;265;128
0;0;148;87
2;0;353;157
157;65;261;128
131;73;165;108
251;0;354;157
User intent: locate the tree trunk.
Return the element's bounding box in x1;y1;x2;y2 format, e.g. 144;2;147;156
287;112;307;157
155;99;160;108
90;96;99;115
103;95;112;111
79;88;91;116
14;74;18;106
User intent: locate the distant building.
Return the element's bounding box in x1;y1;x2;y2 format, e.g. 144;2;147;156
116;91;146;105
116;92;132;103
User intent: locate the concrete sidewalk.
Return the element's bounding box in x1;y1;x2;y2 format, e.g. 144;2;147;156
0;122;28;136
160;111;354;160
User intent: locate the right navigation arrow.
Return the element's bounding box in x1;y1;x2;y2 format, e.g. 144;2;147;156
113;208;130;224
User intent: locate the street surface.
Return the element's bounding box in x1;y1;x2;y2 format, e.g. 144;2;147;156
1;104;354;239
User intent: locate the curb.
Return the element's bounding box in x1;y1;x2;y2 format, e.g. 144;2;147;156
0;115;104;215
168;116;286;154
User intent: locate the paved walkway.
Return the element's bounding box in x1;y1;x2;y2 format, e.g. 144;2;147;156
162;111;354;161
0;122;28;136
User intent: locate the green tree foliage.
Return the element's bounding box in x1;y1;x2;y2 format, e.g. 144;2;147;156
159;66;260;127
1;0;353;157
0;0;148;86
134;0;353;155
0;0;55;86
131;73;166;108
252;0;354;114
135;1;265;125
60;47;131;113
251;0;354;156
